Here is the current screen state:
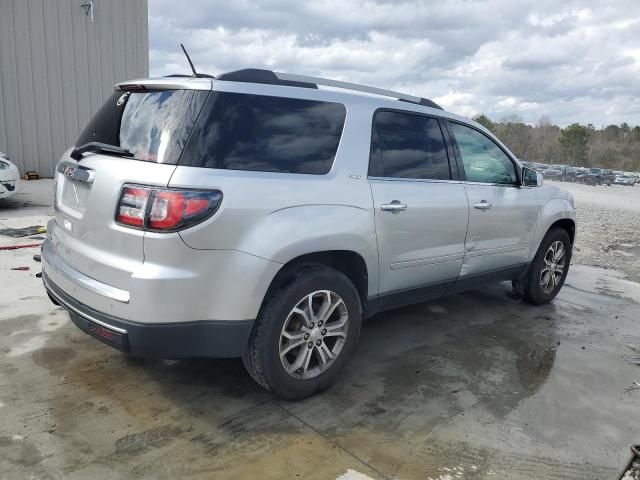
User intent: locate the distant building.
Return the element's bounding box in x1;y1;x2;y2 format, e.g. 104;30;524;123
0;0;148;177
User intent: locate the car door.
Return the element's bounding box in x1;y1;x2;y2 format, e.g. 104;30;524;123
369;110;469;309
446;121;539;279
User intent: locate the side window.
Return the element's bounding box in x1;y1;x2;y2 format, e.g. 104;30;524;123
450;123;517;185
180;92;346;174
370;111;451;180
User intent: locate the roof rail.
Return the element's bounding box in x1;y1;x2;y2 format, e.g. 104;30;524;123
275;72;442;109
215;68;442;110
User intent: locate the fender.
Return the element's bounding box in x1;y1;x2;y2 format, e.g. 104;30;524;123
528;195;576;260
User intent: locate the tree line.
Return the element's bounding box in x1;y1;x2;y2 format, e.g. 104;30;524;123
473;114;640;171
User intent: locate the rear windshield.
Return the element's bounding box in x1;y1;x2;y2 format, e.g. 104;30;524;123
180;92;346;174
76;89;209;164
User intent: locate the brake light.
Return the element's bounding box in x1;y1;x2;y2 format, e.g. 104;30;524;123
116;185;222;232
116;186;150;227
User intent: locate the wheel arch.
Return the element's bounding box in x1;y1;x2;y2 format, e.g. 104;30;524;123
260;250;369;314
548;218;575;244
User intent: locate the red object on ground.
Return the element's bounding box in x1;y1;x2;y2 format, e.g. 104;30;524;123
0;243;43;251
10;266;30;271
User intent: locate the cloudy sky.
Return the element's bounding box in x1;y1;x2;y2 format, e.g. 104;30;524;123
148;0;640;127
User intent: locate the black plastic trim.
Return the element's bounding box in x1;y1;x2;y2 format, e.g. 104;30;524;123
164;73;216;79
366;263;529;317
399;97;443;109
216;68;318;89
70;142;134;161
44;273;254;358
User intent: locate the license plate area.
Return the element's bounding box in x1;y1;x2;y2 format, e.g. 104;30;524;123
61;177;91;214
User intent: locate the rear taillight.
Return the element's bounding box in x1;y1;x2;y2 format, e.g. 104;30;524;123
116;185;222;232
117;186;150;227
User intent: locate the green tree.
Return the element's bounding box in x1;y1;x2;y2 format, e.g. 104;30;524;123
469;115;640;170
559;124;590;166
494;119;533;160
603;124;621;141
473;114;495;132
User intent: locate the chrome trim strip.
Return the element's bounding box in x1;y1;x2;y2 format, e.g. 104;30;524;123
465;244;529;257
115;77;212;91
368;176;519;188
390;253;464;270
42;240;130;304
43;273;128;335
462;180;520;188
368;176;462;185
56;161;95;184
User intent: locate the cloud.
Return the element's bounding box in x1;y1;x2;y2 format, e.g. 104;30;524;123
148;0;640;126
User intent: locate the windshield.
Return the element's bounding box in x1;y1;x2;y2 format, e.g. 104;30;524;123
76;89;209;164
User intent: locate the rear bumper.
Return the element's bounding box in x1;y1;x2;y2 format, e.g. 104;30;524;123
44;271;254;358
43;219;281;323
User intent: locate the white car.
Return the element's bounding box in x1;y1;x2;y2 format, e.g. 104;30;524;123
614;174;635;186
0;152;21;199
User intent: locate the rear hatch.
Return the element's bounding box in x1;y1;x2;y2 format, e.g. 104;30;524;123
52;80;210;289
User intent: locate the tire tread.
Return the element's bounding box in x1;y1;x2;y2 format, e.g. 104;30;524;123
242;264;335;394
518;227;571;305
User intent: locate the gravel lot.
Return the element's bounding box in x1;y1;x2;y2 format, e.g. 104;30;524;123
547;180;640;282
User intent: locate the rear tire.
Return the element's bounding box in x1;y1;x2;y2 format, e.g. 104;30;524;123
242;265;362;400
513;228;572;305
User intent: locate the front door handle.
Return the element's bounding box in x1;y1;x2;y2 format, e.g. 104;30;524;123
381;200;408;213
474;200;493;210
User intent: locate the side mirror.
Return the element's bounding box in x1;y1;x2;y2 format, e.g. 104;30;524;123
522;167;543;186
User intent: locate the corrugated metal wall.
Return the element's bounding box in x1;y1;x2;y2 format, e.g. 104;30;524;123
0;0;148;177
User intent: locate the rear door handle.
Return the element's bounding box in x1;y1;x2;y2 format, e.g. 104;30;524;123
381;201;407;213
474;200;493;210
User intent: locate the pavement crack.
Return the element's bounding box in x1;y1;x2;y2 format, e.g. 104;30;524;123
275;402;390;480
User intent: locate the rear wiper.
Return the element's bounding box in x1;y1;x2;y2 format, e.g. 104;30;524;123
70;142;133;161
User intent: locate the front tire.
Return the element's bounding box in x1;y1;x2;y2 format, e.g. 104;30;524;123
243;265;362;399
513;228;572;305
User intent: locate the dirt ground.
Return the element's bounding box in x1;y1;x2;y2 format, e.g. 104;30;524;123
1;180;639;480
549;180;640;282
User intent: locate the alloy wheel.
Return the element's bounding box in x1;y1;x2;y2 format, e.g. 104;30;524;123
540;240;566;294
279;290;349;379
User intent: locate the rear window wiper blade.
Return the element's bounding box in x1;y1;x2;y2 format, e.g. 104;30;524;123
70;142;133;161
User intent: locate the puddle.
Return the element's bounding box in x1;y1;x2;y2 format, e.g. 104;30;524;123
2;264;638;479
32;347;76;371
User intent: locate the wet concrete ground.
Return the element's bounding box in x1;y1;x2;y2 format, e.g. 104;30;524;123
2;182;640;479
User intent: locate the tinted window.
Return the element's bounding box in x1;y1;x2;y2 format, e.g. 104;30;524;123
370;111;451;180
450;123;517;184
76;89;208;164
180;92;346;174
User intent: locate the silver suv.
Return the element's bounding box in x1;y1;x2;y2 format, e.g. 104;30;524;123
42;69;576;399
